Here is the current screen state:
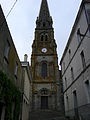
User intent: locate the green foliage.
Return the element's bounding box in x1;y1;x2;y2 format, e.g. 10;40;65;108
0;71;21;120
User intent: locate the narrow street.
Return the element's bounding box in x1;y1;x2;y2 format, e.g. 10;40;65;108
29;110;68;120
0;0;90;119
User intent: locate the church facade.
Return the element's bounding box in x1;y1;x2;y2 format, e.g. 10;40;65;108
31;0;61;110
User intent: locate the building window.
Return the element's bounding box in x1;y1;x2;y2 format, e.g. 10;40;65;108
71;67;74;81
14;62;18;78
65;77;67;89
80;51;86;69
45;34;48;41
4;40;10;63
87;10;90;24
84;80;90;103
41;63;47;79
77;28;81;43
69;49;71;62
41;35;44;41
43;22;45;27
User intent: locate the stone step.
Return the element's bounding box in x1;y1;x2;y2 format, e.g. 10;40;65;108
29;117;68;120
29;110;69;120
44;117;68;120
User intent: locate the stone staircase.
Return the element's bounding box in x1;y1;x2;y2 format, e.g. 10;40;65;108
29;110;69;120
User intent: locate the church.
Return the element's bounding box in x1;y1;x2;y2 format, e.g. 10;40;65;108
0;0;63;119
31;0;62;110
1;0;90;119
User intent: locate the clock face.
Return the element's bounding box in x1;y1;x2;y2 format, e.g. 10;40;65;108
42;48;47;53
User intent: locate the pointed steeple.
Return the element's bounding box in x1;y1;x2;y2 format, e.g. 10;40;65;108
39;0;50;19
36;0;53;29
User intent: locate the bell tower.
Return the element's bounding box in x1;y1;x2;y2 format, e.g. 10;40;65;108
31;0;60;110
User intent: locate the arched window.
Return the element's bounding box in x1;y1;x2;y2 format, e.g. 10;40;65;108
43;22;45;27
45;34;48;41
41;63;47;79
41;35;44;41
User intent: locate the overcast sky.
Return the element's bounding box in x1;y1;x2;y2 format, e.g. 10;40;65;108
0;0;82;64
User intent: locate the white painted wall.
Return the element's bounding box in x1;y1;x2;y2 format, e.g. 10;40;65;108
61;2;90;118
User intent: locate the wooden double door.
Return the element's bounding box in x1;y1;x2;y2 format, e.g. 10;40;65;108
41;96;48;109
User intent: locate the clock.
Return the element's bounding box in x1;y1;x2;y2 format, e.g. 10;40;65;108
42;48;47;53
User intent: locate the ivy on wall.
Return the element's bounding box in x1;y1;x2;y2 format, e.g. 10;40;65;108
0;71;21;120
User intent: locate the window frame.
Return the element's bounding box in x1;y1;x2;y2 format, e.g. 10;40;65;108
14;62;18;79
41;34;44;41
77;28;82;43
71;67;74;81
45;34;48;41
65;77;67;89
87;9;90;25
41;62;47;79
69;49;71;62
4;40;10;63
80;50;86;69
84;79;90;103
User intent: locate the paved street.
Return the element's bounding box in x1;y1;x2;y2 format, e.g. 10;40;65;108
29;110;68;120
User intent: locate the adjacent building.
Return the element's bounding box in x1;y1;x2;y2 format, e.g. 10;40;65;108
21;54;32;120
31;0;62;111
0;5;32;120
0;5;22;120
60;0;90;119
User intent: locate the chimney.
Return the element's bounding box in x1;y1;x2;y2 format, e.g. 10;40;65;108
24;54;28;62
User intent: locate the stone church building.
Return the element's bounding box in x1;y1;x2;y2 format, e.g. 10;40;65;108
31;0;62;110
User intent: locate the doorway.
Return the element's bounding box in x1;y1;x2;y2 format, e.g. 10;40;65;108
41;96;48;109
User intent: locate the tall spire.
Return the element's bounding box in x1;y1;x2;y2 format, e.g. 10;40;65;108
39;0;50;19
36;0;53;29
